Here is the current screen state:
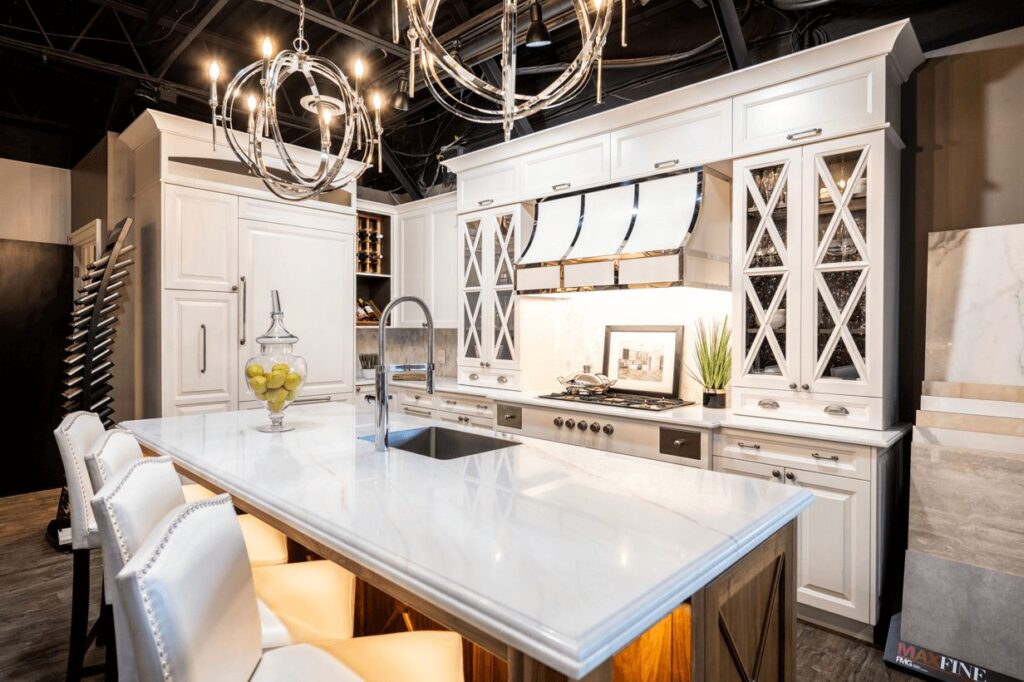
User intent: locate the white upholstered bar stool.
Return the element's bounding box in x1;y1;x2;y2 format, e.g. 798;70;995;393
53;411;112;681
116;493;465;681
84;428;288;567
91;457;359;679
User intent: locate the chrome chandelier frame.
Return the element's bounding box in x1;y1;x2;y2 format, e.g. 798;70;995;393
208;1;382;201
401;0;618;140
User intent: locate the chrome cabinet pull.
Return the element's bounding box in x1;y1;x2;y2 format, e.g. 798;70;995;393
824;404;850;416
469;373;479;380
786;127;823;141
239;276;247;346
497;375;509;384
503;413;516;421
199;324;207;374
672;438;686;447
811;452;840;461
552;182;571;191
737;441;761;450
293;395;331;405
758;399;780;409
654;159;679;169
405;407;431;417
476;404;488;410
444;399;457;406
478;199;494;207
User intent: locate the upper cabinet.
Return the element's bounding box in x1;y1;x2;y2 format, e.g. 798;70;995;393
732;129;897;430
163;185;238;292
458;162;520;212
609;100;732;181
521;135;610;197
732;58;887;157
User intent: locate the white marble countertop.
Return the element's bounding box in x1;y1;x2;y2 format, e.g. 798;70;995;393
384;379;909;448
125;402;812;678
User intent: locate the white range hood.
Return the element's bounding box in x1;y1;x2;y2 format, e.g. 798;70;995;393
516;168;730;293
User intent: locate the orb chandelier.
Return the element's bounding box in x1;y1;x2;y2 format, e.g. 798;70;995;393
398;0;621;141
207;1;382;201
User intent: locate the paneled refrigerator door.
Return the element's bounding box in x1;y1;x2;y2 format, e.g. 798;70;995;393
458;214;488;368
163;290;238;414
732;147;803;392
239;218;355;398
801;132;883;398
488;209;520;371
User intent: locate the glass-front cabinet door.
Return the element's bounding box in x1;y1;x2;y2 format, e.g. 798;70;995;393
732;147;803;391
458;216;485;366
488;210;519;370
801;132;882;397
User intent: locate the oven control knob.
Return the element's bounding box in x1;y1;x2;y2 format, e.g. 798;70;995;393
553;417;564;428
577;420;588;431
589;422;600;433
602;424;614;435
564;418;576;429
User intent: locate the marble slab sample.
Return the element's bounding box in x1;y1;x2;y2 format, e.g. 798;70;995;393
124;403;812;679
925;224;1024;386
909;442;1024;577
902;550;1024;678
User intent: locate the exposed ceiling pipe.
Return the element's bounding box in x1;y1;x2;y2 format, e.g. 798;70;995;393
772;0;837;9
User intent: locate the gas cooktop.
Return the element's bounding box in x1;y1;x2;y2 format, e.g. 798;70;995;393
537;392;694;412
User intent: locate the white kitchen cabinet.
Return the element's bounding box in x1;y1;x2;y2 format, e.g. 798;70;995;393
392;195;459;329
609;99;733;181
238;218;355;398
458;205;530;389
163;184;238;292
732;129;897;429
521;135;609;198
714;427;898;637
162;289;238;413
732;58;887;157
457;161;520;211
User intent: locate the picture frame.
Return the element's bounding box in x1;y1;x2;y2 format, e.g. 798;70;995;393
602;325;684;398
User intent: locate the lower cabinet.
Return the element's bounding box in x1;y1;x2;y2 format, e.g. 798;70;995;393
161;290;238;414
390;386;496;429
714;428;894;634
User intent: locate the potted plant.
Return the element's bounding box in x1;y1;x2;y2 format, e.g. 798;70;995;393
688;317;731;409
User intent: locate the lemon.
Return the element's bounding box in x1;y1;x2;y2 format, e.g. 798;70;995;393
284;371;302;391
266;387;288;403
286;388;298;400
266;369;287;389
272;362;290;373
267;398;285;413
246;363;265;378
249;375;268;395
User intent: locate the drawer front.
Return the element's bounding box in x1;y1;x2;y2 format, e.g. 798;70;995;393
437;411;493;429
521;135;610;198
733;58;885;156
731;386;886;430
458;162;520;210
458;367;521;391
610;100;732;180
401;405;434;420
715;429;871;480
436;394;495;419
400;390;434;409
239;197;354;232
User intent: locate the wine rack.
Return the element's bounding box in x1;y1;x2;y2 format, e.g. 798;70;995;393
355;211;392;327
357;214;385;274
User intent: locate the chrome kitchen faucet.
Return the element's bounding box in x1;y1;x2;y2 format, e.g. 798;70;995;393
373;296;435;451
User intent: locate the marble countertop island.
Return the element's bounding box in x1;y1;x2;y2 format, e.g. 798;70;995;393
124;402;813;679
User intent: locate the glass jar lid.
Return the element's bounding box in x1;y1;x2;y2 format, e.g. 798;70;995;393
256;290;299;346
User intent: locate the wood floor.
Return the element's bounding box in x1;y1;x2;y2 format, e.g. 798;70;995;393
0;489;918;681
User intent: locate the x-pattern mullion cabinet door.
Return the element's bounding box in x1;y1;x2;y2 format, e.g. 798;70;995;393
800;131;883;398
458;214;488;367
487;208;521;371
732;147;803;392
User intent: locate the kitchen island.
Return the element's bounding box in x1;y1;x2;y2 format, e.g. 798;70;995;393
124;402;813;681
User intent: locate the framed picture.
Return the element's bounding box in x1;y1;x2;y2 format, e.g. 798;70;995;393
602;325;684;397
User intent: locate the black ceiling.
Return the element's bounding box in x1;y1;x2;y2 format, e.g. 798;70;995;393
1;0;1022;196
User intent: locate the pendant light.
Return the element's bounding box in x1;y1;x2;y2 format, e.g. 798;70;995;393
391;71;411;111
526;0;553;48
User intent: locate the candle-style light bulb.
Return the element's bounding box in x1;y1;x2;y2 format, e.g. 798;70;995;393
262;37;273;58
208;61;220;149
322;109;333;125
354;58;365;95
247;94;258;112
208;61;220;81
372;92;382;111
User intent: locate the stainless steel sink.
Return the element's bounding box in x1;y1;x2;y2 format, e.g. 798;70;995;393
360;426;518;460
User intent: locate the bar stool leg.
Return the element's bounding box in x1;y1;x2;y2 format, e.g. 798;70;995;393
65;549;90;682
103;602;117;681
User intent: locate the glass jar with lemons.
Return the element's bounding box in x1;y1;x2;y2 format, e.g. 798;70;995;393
245;290;307;432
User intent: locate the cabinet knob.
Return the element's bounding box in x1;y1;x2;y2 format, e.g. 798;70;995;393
497;375;508;384
503;413;516;421
785;471;796;481
602;424;614;435
673;438;686;447
577;420;588;431
788;383;797;390
771;469;781;479
565;418;576;429
469;373;479;380
553;417;564;428
589;422;600;433
801;383;810;390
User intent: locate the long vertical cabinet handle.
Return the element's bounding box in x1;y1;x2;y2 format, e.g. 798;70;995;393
200;324;207;374
239;276;247;346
